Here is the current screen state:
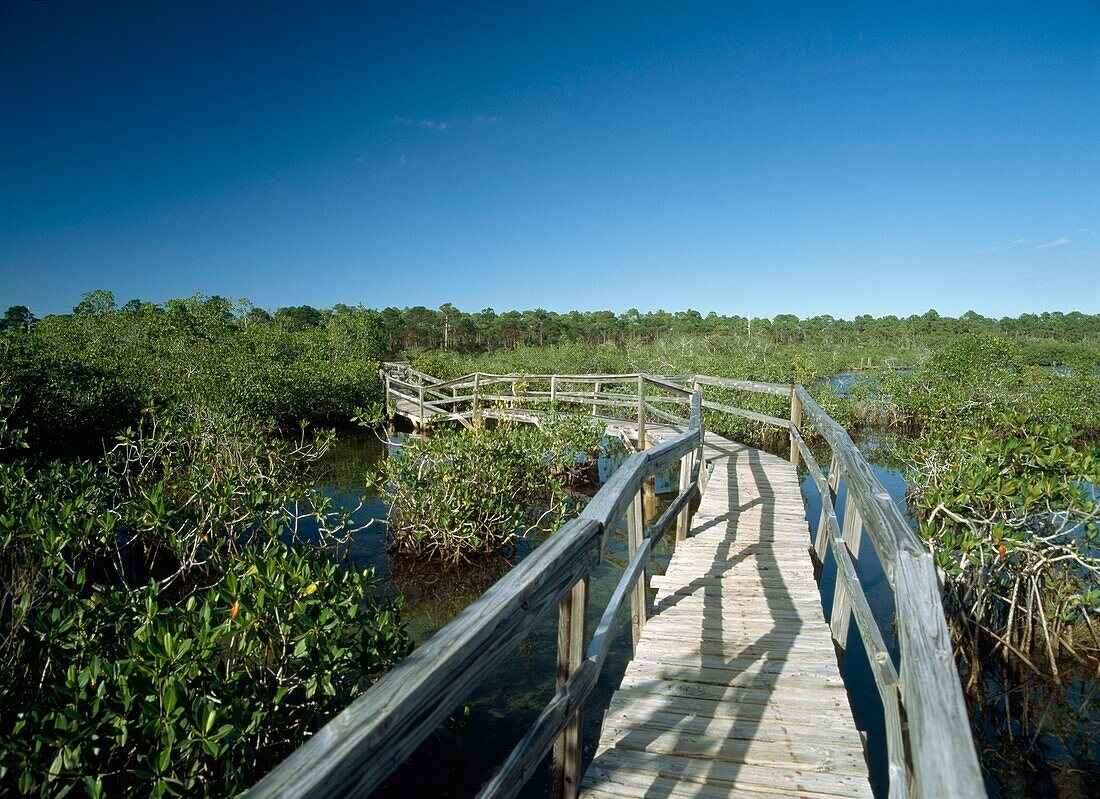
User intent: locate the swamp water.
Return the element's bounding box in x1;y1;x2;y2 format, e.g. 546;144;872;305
310;430;677;797
310;428;1097;798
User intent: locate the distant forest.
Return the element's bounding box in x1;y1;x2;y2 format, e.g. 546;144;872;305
4;291;1099;356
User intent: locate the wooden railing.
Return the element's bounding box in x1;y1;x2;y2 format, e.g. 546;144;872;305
249;373;705;799
248;366;984;799
790;388;985;798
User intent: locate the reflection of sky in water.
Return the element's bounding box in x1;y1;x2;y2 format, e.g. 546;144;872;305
799;450;911;797
824;369;914;397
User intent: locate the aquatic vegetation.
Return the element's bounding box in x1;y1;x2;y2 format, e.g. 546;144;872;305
368;416;612;563
0;401;410;798
907;415;1100;678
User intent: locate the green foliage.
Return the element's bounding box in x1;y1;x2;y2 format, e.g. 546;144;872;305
0;294;388;456
906;415;1100;670
369;417;611;563
0;306;35;334
0;402;410;798
859;335;1100;439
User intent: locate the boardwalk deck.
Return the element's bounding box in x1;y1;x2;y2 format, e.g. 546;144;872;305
580;427;873;799
250;369;980;799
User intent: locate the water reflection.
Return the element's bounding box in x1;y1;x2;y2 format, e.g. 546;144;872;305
311;424;1099;799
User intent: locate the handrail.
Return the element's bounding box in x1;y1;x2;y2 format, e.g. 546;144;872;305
258;365;984;799
249;386;706;799
791;387;984;798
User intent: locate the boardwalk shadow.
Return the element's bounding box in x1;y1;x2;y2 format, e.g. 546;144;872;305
584;444;810;797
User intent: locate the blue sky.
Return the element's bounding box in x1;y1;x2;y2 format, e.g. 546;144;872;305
1;0;1097;319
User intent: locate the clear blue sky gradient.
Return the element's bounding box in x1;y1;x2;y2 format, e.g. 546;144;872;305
2;0;1097;318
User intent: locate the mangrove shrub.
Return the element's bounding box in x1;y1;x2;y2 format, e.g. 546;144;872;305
369;416;612;563
0;401;410;798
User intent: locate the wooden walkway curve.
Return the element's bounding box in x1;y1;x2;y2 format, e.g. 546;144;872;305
249;367;984;799
582;427;871;799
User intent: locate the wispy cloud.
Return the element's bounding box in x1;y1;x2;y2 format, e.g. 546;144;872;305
1035;236;1071;250
392;115;501;131
977;238;1027;254
393;116;448;131
396;155;407;168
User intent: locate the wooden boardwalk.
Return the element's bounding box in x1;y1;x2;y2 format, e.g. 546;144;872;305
252;369;981;799
581;427;873;799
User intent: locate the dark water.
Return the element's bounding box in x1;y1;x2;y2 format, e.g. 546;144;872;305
797;433;1100;799
310;431;680;797
311;427;1098;798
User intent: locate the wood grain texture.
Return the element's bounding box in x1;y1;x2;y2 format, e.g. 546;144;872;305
361;369;984;799
581;428;873;799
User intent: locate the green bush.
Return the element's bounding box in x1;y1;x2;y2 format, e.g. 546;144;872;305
906;415;1100;672
0;294;388;457
0;402;410;798
369;416;612;563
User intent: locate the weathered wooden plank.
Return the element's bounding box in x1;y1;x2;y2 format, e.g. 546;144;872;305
894;551;984;797
595;725;868;772
584;749;873;799
622;660;846;690
692;374;794;396
247;518;601;799
601;706;864;748
615;675;851;707
608;686;852;719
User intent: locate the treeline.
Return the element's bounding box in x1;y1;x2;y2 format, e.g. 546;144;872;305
8;296;1100;355
379;305;1100;354
3;290;1098;454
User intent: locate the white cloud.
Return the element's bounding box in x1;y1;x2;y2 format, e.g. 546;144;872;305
1035;236;1071;250
977;238;1027;254
473;115;502;124
393;116;448;131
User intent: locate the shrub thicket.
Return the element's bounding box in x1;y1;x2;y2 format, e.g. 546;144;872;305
0;401;410;798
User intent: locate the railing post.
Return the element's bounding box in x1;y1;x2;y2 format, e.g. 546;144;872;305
552;575;589;799
592;381;601;417
418;383;426;430
627;492;646;652
472;373;481;426
636;375;646;448
676;449;692;543
831;493;862;649
550;375;558;420
814;453;840;562
693;381;707;495
828;452;841;493
789;386;802;466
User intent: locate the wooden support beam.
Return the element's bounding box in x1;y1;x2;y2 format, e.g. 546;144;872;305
472;373;481;425
551;576;589;799
831;492;862;649
789;386;803;466
675;450;692;543
627;491;646;653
